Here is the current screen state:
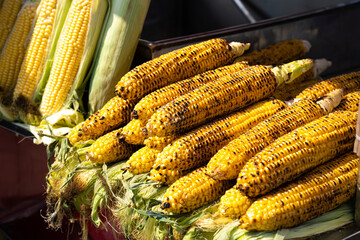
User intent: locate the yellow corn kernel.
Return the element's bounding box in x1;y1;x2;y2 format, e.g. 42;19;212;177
122;146;161;175
218;187;253;219
115;39;250;101
149;99;287;185
121;119;146;145
0;0;23;51
0;2;38;95
68;96;134;146
161;167;234;214
335;91;360;112
240;152;358;231
86;128;135;164
144;135;177;150
40;0;92;116
237;111;357;197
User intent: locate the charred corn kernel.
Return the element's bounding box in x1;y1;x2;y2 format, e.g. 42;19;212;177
146;60;313;137
144;135;177;150
335;91;360;112
235;39;310;65
240;152;358;231
218;187;253;219
149;99;287;185
207;89;343;180
0;2;38;95
161;167;234;214
40;0;92;116
86;128;135;164
121;119;146;145
13;0;58;109
295;71;360;101
0;0;23;51
132;61;250;123
115;39;250;101
68;96;134;146
237;110;357;197
122;146;161;175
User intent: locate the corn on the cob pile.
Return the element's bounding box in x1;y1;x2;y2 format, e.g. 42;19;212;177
68;96;134;146
161;167;234;214
295;71;360;101
207;89;343;180
240;152;358;231
0;0;23;51
335;91;360;112
149;99;287;185
235;39;310;65
13;0;58;123
237;110;357;197
0;2;38;96
86;128;136;164
121;61;250;145
122;146;161;175
145;59;314;138
218;186;253;219
115;39;250;101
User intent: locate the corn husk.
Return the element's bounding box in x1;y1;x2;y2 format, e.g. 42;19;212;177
88;0;150;114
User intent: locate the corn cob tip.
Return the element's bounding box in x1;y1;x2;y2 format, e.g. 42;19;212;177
229;42;251;57
300;40;311;52
313;58;332;76
14;95;42;126
272;59;314;85
317;88;343;113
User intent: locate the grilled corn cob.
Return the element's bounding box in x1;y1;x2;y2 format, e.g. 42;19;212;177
335;91;360;112
68;96;134;146
207;89;343;180
235;39;310;65
122;61;250;145
161;167;234;214
149;99;287;185
237;110;357;197
115;38;250;101
146;59;314;138
295;71;360;101
218;186;253;219
122;146;161;175
13;0;59;122
240;152;358;231
86;128;136;164
0;2;37;95
0;0;23;51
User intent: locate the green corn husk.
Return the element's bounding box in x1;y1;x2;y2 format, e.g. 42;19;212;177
88;0;150;114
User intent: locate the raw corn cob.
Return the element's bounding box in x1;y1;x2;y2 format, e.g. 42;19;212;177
146;59;315;138
335;91;360;112
161;167;234;214
295;70;360;101
0;0;23;51
149;99;287;185
86;128;136;164
13;0;60;123
68;96;134;146
240;152;358;231
237;110;357;197
218;186;253;219
0;2;38;95
39;0;107;116
207;89;343;180
234;39;311;65
122;146;161;175
115;38;250;101
122;61;250;145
